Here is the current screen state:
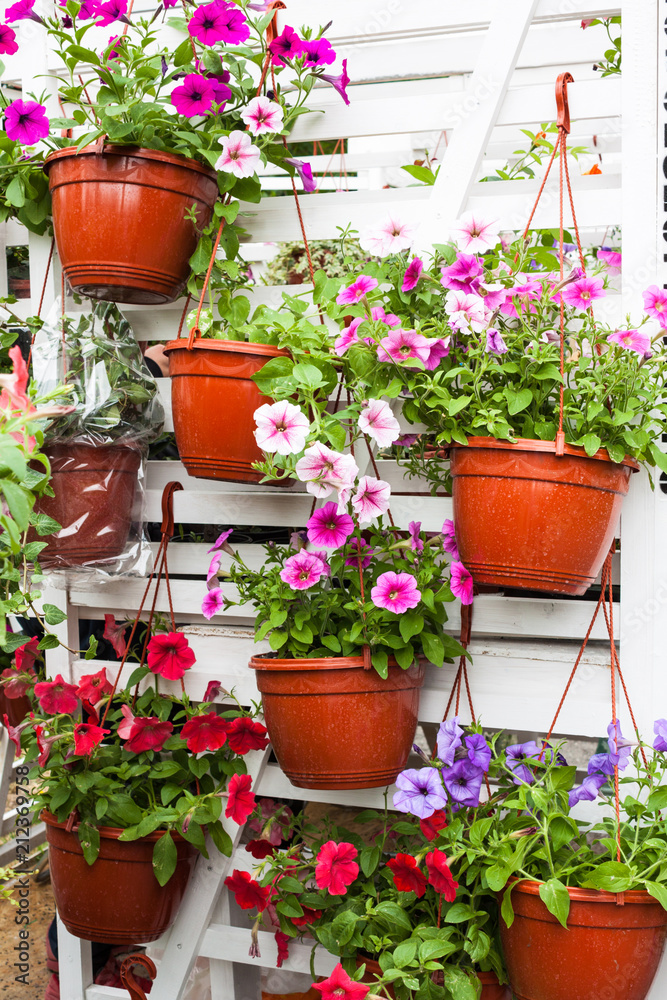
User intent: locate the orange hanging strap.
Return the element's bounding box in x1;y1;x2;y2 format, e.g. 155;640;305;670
120;954;157;1000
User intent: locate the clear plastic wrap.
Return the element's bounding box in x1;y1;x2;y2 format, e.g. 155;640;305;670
30;299;164;576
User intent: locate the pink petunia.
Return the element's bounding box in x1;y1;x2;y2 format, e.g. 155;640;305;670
34;674;79;715
359;216;415;257
208;528;233;554
370;306;400;327
0;24;18;53
280;551;327;590
308;549;332;577
283;156;317;192
423;337;450;370
333;318;362;356
450;212;500;253
442;520;459;557
320;59;350;105
207;551;222;583
351;476;391;523
307;502;354;549
607;329;652;356
408;521;423;553
254;400;309;455
4;100;49;144
450;561;473;605
117;704;135;740
344;537;374;569
269;24;302;65
402;257;423;292
598;249;621;274
561;275;605;311
371;571;421;614
202;587;225;619
501;274;542;318
147;632;196;681
643;285;667;328
358;399;400;448
315;841;359;895
440;254;483;294
216;130;260;177
241;95;284;136
336;275;378;305
295;442;359;502
485;328;507;355
188;1;248;45
444;291;486;333
171;74;215;117
377;328;433;364
300;36;336;66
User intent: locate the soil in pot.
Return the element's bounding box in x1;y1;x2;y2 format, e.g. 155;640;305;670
43;811;197;943
44;146;219;305
500;880;667;1000
250;655;426;789
164;338;292;484
450;437;637;596
33;442;141;569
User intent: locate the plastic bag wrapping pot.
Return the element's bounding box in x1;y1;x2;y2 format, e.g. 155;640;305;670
449;437;637;596
250;655;426;789
44;146;219;305
33;442;142;569
499;881;667;1000
164;338;292;484
43;811;197;943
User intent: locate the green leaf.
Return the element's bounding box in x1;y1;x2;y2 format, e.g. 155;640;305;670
420;631;444;667
419;939;457;962
581;861;635;893
392;938;417;968
500;883;516;928
37;634;60;651
538;878;570;929
649;443;667;473
505;387;533;415
321;635;341;653
292;362;324;389
645;880;667;911
399;610;423;644
582;432;602;457
448;395;472;416
444;902;474;923
153;831;178;887
231;175;262;203
208;820;233;857
360;844;381;877
486;864;511;892
5;176;25;208
0;480;33;531
126;666;150;688
78;822;100;866
43;603;67;626
443;967;478;1000
31;513;62;536
646;787;667;812
401;164;436;185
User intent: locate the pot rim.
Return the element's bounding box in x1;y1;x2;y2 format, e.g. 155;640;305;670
449;435;639;472
508;877;657;905
44;144;217;179
41;809;187;843
164;337;288;359
250;654;408;672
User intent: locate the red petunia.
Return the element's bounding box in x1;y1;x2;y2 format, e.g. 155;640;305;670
117;704;135;739
420;809;448;842
312;963;370;1000
146;632;196;680
226;772;256;825
181;712;228;752
315;841;359;895
386;853;428;898
245;839;276;859
14;635;39;675
76;668;112;704
103;614;129;658
425;849;459;901
1;664;34;699
3;714;23;754
226;716;270;754
73;723;109;755
203;679;223;702
224;869;271;910
123;716;173;753
291;906;322;927
275;930;290;968
34;674;79;715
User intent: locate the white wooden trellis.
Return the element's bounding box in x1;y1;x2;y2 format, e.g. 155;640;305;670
2;0;667;996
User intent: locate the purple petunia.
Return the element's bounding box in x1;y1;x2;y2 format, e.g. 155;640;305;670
654;719;667;753
607;719;633;770
443;759;484;808
569;772;607;807
505;741;540;785
283;156;316;193
437;717;463;767
320;59;350;106
408;520;423;553
464;733;491;772
392;767;448;819
587;752;616;777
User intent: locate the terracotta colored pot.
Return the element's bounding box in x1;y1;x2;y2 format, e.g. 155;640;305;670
43;811;197;943
449;437;637;596
250;655;426;789
164;338;291;484
44;145;219;305
33;442;141;568
500;880;667;1000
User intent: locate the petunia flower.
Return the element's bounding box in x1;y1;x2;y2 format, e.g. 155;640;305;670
344;537;374;569
370;306;400;327
202;587;225;619
437;717;463;766
320;59;350;105
654;719;667;753
441;519;459;558
607;329;651;356
642;285;667;328
117;704;136;740
393;767;447;818
5;0;42;23
440;253;484;294
358;399;400;448
224;869;271;910
450;561;473;605
425;849;459;900
402;257;423;291
336;274;378;305
372;570;420;613
241;95;284;136
505;741;540;785
501;273;542;318
226;772;256;825
315;840;359;895
607;719;633;769
208;528;234;554
450;212;500;253
181;712;228;752
386;853;427;897
216;130;260;177
1;664;35;699
188;1;248;46
307;501;354;549
377;328;432;364
35;725;60;767
73;723;109;756
313;965;369;1000
226;716;270;754
94;0;129;26
295;442;359;502
283;156;316;192
203;679;223;702
103;614;129;658
147;632;196;680
275;930;290;968
291;905;322;927
408;520;423;553
359;216;415;257
34;674;79;715
443;759;484;808
280;551;327;590
254;400;309;455
423;337;450;370
333;319;363;356
268;24;302;65
14;635;39;676
4;100;49;144
171;74;215;117
587;752;616;776
300;36;336;66
76;668;112;704
465;733;492;771
445;290;486;333
3;714;25;754
561;275;605;310
485;328;507;355
207;551;223;583
352;476;391;523
598;248;621;274
124;716;173;753
420;809;448;842
569;772;607;807
0;24;18;53
245;838;276;859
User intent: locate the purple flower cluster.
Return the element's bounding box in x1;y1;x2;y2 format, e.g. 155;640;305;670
569;719;634;807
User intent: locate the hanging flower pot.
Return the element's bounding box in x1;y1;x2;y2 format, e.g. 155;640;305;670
249;655;426;789
43;811;197;943
44;145;219;305
33;442;142;568
164;338;291;484
499;881;667;1000
449;438;637;596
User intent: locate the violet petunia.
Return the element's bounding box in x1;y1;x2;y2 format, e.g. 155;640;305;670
320;59;350;105
654;719;667;753
587;752;616;776
393;767;448;819
402;257;423;292
436;717;463;767
306;501;354;550
505;741;541;785
465;733;491;771
4;100;49;144
569;772;607;807
443;759;484;808
371;571;421;615
485;328;507;355
607;719;633;770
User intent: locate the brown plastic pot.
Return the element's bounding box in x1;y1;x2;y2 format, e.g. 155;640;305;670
43;811;197;943
164;338;291;484
33;442;141;568
250;655;426;789
449;437;637;596
44;145;219;304
499;880;667;1000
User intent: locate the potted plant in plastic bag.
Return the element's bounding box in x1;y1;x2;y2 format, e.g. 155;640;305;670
30;300;163;569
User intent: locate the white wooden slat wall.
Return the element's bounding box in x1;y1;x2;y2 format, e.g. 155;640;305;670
5;0;666;996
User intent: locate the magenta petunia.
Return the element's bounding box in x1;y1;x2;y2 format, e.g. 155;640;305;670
352;476;391;523
308;550;331;577
370;306;400;327
241;95;284;136
607;329;652;356
208;528;233;553
358;399;400;448
307;501;354;550
269;24;302;66
402;257;423;292
254;399;309;455
642;285;667;328
0;23;18;53
171;74;215;117
283;156;316;192
423;337;450;370
280;551;327;590
300;36;336;66
377;328;432;364
4;100;49;144
344;537;374;569
333;318;362;356
5;0;41;23
598;248;621;274
450;561;474;605
560;275;605;311
94;0;129;26
202;587;225;620
408;521;423;553
336;274;378;305
371;571;421;614
441;519;459;557
188;1;248;46
320;59;350;105
440;253;484;294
